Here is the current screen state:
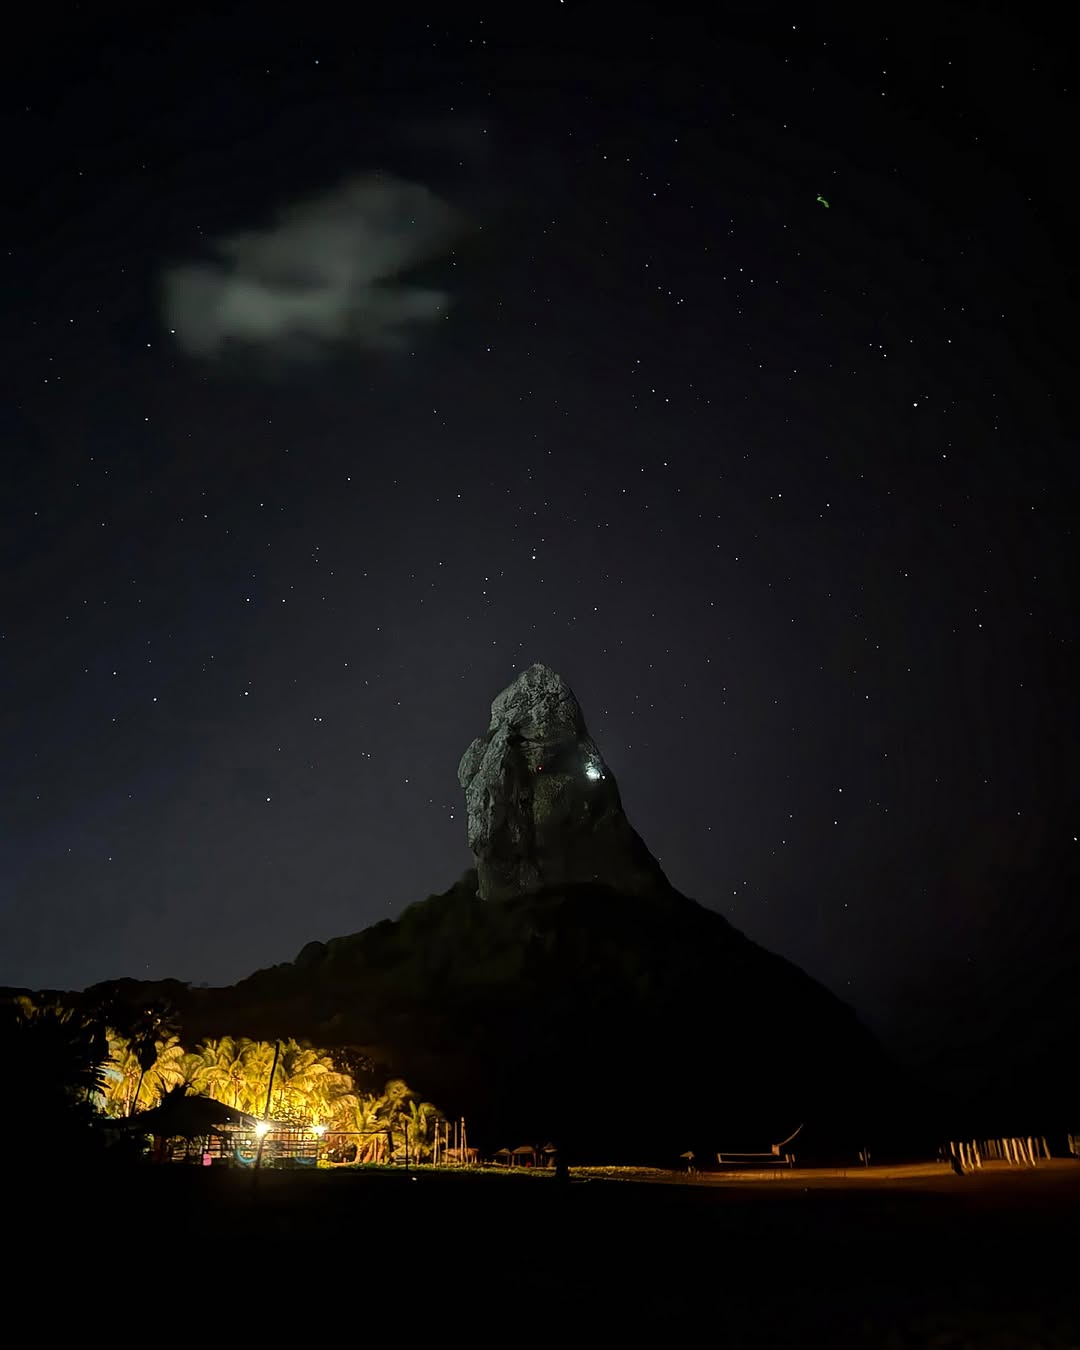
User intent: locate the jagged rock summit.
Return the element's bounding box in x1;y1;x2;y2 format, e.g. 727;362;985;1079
458;663;668;901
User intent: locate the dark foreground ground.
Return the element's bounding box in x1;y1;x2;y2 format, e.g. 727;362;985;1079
25;1160;1080;1345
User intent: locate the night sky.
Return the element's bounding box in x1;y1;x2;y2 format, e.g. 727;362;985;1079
4;5;1077;1096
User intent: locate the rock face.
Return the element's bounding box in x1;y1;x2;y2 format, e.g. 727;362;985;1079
458;663;668;901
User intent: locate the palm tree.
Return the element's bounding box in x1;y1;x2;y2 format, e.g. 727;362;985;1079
1;997;110;1156
275;1041;353;1123
145;1036;186;1104
176;1048;216;1097
240;1040;279;1117
181;1039;235;1103
400;1098;441;1162
201;1036;254;1111
226;1038;251;1110
103;1032;186;1114
367;1079;417;1162
102;1034;141;1117
119;1000;181;1117
331;1092;385;1162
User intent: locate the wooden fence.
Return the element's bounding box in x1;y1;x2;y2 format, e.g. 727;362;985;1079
946;1135;1053;1173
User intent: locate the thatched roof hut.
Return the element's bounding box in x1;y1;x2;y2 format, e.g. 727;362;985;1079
122;1093;256;1140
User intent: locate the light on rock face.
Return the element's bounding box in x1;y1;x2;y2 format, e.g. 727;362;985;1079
458;663;667;900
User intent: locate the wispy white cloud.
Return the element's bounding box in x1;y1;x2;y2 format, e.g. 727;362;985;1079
163;173;463;360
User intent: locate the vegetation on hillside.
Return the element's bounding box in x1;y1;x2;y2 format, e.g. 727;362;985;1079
101;1027;442;1158
2;991;443;1162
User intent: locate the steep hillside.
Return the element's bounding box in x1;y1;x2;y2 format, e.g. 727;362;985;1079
137;868;894;1161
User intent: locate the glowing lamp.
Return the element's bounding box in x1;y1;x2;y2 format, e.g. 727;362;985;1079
312;1124;327;1137
254;1120;271;1138
585;762;603;781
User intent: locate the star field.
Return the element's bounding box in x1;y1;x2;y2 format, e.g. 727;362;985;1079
2;5;1077;1113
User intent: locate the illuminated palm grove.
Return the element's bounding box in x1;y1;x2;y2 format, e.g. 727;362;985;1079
102;1031;443;1160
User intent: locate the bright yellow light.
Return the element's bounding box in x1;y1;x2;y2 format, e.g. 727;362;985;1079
254;1120;271;1138
312;1124;326;1137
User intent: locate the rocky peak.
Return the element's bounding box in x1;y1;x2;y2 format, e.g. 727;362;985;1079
458;663;669;901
